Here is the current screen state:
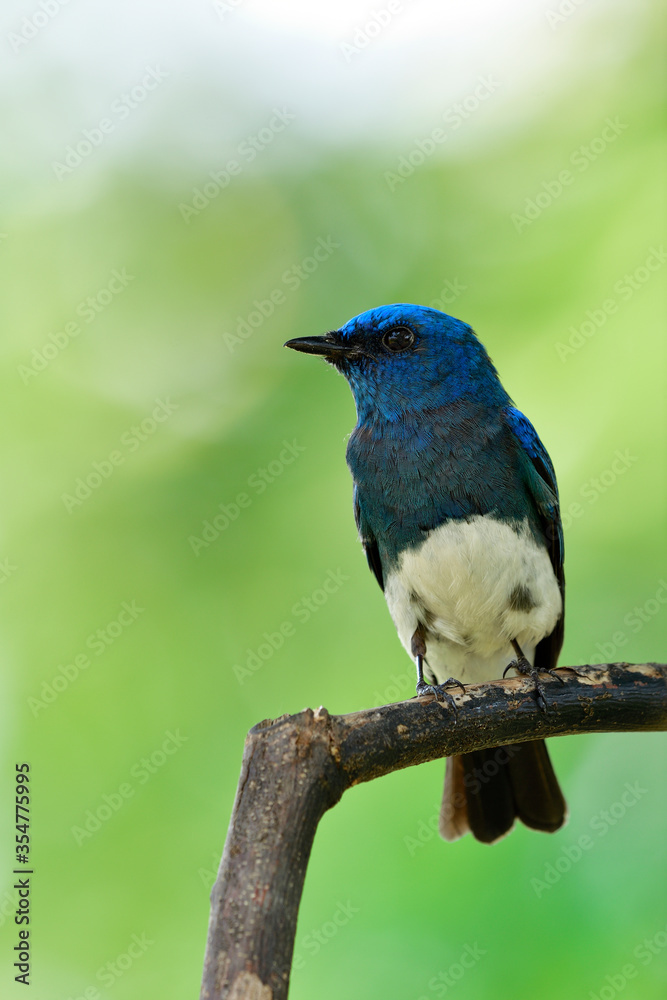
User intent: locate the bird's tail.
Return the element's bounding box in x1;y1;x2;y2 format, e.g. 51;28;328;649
439;741;566;844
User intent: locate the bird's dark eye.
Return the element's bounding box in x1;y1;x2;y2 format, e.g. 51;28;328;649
382;326;415;353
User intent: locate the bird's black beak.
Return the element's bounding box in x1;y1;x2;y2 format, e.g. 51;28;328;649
284;335;351;359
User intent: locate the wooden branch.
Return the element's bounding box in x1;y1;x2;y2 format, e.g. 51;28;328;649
200;663;667;1000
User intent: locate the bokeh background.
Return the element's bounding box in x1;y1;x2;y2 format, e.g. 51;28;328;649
1;1;665;997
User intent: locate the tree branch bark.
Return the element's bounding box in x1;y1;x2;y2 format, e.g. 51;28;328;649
200;663;667;1000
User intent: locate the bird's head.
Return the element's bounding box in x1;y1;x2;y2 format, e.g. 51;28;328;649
285;304;507;422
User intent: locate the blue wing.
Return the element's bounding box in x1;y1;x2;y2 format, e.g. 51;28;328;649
504;405;565;670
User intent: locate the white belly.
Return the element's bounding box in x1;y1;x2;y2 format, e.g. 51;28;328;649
384;515;562;685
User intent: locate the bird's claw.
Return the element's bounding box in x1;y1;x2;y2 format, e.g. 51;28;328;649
503;655;561;713
440;676;467;694
415;677;465;720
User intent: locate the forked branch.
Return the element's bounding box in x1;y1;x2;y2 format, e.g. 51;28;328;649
200;663;667;1000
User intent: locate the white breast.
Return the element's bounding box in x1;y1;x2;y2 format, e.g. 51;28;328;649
384;515;562;685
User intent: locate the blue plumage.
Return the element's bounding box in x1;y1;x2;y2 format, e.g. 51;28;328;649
286;303;567;843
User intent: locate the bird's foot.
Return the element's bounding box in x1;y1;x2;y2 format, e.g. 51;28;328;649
415;676;465;718
411;626;464;717
502;655;564;712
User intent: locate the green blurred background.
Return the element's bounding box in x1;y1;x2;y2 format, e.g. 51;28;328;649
1;1;665;997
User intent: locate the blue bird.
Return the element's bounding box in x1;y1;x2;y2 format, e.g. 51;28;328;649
285;304;567;844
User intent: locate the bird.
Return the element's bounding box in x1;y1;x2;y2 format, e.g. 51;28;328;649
285;304;567;844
